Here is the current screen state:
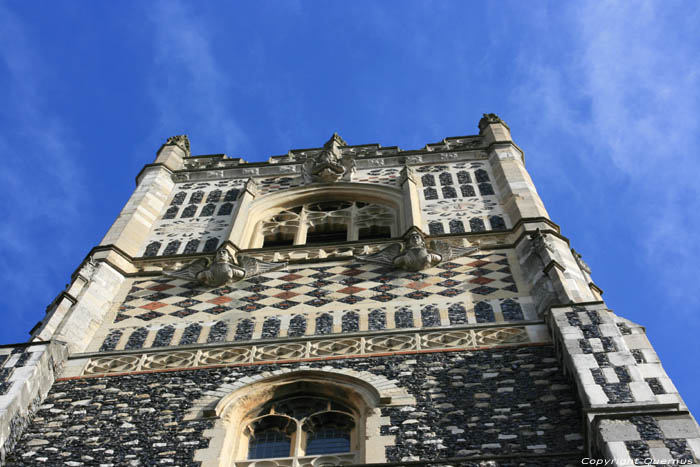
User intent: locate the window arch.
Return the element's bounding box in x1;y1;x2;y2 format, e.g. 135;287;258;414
238;184;408;249
212;372;389;467
257;200;397;248
192;368;415;467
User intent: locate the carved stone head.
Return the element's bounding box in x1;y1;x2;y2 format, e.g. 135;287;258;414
405;231;427;249
214;248;233;264
302;133;354;184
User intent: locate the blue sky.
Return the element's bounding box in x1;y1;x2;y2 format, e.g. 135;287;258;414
1;1;699;414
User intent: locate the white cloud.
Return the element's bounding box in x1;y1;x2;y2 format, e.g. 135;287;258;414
512;1;700;305
146;0;247;154
0;5;88;327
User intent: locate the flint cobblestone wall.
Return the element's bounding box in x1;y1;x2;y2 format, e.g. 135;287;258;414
7;345;583;466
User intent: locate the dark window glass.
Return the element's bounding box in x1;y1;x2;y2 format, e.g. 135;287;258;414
263;231;295;248
306;428;351;455
248;431;291;459
421;174;435;186
358;225;391;240
306;222;347;244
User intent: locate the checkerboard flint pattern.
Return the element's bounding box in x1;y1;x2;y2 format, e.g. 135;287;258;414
114;253;519;323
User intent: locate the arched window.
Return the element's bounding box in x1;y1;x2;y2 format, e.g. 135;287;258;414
258;200;396;248
240;396;357;465
200;369;408;467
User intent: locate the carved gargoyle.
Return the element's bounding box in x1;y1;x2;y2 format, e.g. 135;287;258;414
356;230;477;272
166;248;286;287
302;133;355;184
164;134;191;157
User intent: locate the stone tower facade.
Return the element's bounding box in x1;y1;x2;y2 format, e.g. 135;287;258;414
2;115;699;466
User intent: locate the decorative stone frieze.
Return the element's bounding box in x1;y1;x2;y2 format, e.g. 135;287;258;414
79;325;542;377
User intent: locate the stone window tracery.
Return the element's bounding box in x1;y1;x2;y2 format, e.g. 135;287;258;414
239;396;357;466
258;200;396;248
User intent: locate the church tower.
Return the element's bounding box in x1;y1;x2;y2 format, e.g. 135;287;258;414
2;115;699;465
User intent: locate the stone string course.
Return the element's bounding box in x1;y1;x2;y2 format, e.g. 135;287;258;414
7;346;583;466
